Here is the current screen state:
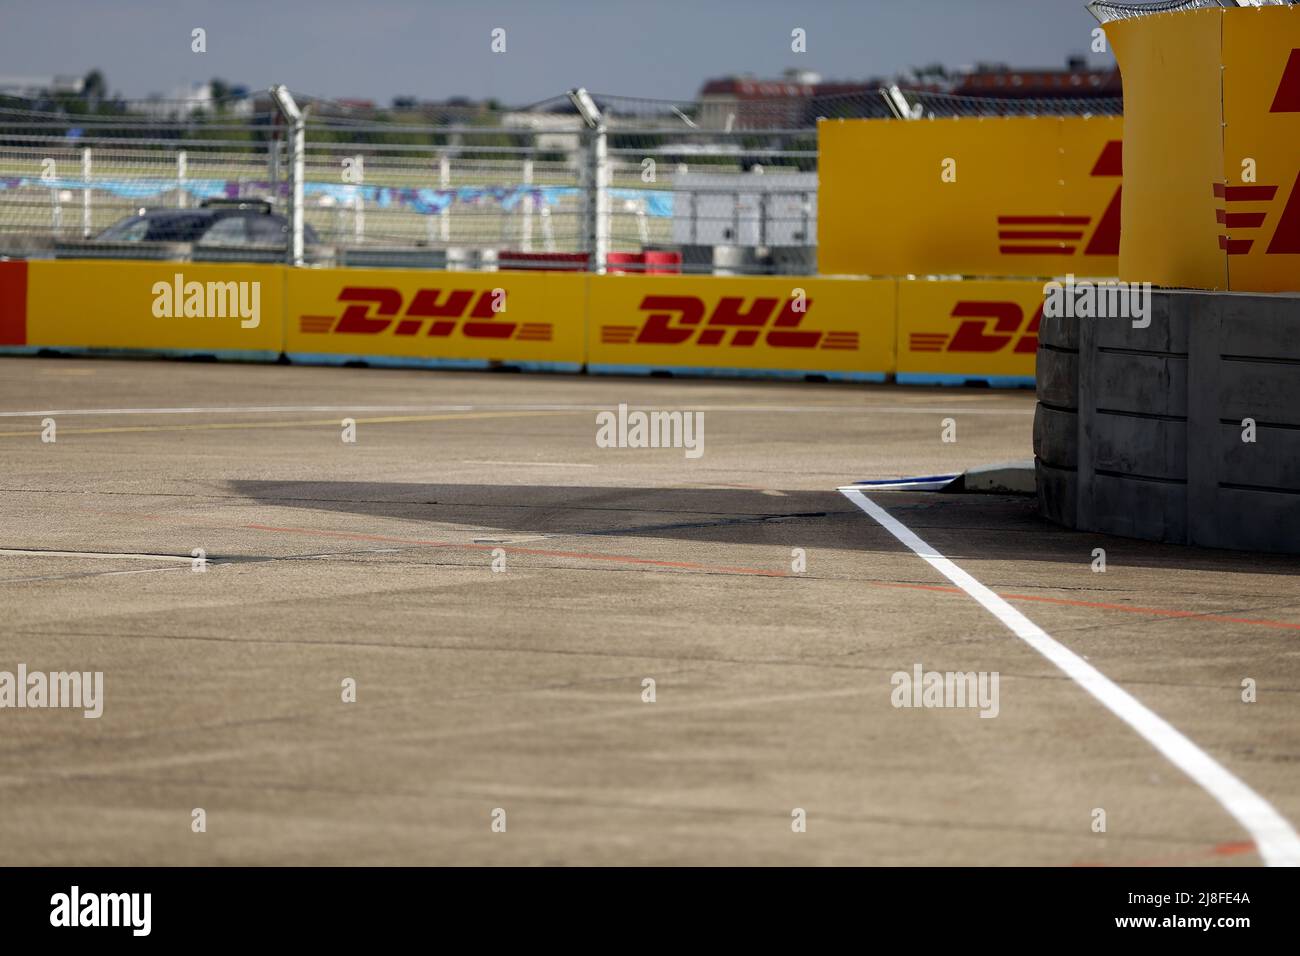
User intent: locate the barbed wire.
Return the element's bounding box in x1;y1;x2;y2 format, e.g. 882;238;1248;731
1086;0;1238;24
888;89;1123;118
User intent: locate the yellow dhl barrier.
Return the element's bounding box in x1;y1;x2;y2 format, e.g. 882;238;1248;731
1109;5;1300;292
585;273;895;381
818;117;1123;279
895;279;1043;387
0;259;1047;387
284;267;586;370
20;259;284;357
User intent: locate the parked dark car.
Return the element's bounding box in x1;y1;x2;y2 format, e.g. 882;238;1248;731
96;199;320;247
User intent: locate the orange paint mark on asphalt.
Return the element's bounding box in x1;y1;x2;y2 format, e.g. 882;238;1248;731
51;507;1300;627
1072;839;1256;867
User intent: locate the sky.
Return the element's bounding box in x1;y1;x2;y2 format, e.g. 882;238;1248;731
0;0;1115;105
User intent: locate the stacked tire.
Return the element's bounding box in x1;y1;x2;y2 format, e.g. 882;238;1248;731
1033;308;1078;529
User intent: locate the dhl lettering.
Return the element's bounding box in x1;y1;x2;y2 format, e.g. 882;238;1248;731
1215;49;1300;256
909;301;1041;354
635;295;706;345
996;140;1122;257
334;287;401;335
947;301;1021;353
299;287;552;341
599;295;857;350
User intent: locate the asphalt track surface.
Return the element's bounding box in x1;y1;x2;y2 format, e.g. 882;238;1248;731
2;356;1298;866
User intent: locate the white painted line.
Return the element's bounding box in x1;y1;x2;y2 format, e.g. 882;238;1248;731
2;566;193;584
0;548;193;562
838;486;1300;867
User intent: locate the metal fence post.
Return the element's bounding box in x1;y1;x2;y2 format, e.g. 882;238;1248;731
269;131;280;212
352;154;364;243
568;88;607;273
81;147;92;237
521;156;534;252
439;154;451;243
591;126;609;272
289;117;305;265
577;130;592;266
270;85;305;267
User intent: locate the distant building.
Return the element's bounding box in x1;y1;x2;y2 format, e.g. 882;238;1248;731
696;57;1120;127
0;74;85;98
499;107;584;156
698;69;881;129
138;82;253;119
953;56;1121;99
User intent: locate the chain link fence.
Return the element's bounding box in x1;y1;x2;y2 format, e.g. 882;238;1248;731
0;84;1122;274
0;97;283;260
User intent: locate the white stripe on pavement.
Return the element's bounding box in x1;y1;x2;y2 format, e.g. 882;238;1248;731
839;486;1300;867
0;548;194;562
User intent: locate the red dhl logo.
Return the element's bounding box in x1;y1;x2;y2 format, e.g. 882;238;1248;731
996;141;1122;257
1213;48;1300;256
909;301;1042;355
601;295;857;350
299;286;551;341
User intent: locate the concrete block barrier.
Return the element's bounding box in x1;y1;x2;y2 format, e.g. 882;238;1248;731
1037;288;1300;553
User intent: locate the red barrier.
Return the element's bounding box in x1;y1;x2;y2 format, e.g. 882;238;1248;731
0;260;27;346
604;251;684;275
606;252;642;274
497;251;589;272
643;250;683;274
